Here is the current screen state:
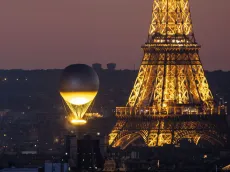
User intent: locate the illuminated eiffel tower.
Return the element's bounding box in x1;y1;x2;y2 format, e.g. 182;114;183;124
109;0;228;149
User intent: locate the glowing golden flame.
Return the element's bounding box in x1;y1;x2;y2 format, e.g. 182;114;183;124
71;119;87;125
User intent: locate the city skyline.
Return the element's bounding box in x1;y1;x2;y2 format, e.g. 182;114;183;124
0;0;229;70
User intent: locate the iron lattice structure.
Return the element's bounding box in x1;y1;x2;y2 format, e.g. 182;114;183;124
109;0;228;149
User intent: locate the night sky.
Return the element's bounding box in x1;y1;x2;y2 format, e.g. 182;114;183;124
0;0;229;70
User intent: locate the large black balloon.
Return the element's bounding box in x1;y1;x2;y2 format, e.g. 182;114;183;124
59;64;99;92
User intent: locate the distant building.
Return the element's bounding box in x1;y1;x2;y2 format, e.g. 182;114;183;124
76;135;103;171
64;135;77;160
0;168;38;172
92;63;102;71
103;159;116;172
44;162;68;172
107;63;116;71
64;134;105;170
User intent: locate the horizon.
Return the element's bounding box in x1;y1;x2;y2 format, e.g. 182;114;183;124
0;66;230;72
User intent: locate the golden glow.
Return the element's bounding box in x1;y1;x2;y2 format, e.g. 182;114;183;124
71;119;87;125
127;52;214;113
162;103;167;108
65;101;92;122
69;97;89;105
108;0;225;149
149;0;193;36
85;113;102;117
60;91;97;105
60;91;98;125
222;164;230;171
109;119;224;149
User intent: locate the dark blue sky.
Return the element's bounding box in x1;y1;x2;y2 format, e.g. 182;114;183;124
0;0;229;70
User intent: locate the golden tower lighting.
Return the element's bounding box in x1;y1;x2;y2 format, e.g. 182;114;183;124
109;0;228;149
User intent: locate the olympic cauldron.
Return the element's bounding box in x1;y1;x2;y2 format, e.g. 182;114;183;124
59;64;99;125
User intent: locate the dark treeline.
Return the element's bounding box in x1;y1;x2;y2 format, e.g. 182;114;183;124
0;69;229;114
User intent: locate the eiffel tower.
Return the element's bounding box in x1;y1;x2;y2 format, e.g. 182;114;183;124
109;0;228;149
